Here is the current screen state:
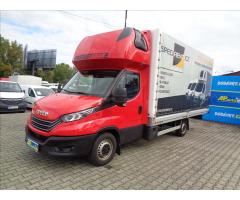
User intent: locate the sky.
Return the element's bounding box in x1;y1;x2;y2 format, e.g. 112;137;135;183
1;10;240;75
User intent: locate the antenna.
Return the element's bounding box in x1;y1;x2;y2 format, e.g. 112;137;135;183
124;10;128;28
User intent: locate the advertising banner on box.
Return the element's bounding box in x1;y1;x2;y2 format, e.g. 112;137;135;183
202;106;240;125
211;76;240;92
211;91;240;108
156;33;213;116
202;75;240;125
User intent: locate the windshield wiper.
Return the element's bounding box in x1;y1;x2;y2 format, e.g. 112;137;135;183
75;92;90;95
62;89;77;94
62;89;71;93
1;91;22;92
62;89;89;95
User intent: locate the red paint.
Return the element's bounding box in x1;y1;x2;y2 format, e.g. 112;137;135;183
28;28;151;137
0;77;10;81
32;93;103;121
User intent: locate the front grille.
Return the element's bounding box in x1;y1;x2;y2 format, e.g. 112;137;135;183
31;115;61;132
1;98;23;105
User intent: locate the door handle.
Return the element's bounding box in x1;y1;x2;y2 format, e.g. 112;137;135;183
138;105;142;114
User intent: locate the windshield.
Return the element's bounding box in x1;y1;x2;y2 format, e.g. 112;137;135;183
187;83;192;89
195;83;204;92
190;83;197;90
34;88;54;96
62;70;120;97
0;82;22;92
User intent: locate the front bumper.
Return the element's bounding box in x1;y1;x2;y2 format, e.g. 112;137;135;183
25;126;97;157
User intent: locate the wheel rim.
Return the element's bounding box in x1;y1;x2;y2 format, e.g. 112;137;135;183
181;123;187;134
97;139;113;161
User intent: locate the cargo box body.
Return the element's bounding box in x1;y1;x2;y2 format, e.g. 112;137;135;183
9;75;42;86
148;30;213;125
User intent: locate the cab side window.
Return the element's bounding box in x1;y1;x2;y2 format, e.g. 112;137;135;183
115;72;140;99
28;88;35;97
202;84;205;93
126;73;140;99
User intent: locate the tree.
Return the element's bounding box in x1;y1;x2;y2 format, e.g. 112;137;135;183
53;63;75;84
36;69;54;83
8;40;23;72
0;36;10;67
0;35;23;76
0;65;12;77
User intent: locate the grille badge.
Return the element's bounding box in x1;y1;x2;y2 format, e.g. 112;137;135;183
36;109;48;116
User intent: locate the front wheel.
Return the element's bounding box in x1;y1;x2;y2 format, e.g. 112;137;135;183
88;132;117;166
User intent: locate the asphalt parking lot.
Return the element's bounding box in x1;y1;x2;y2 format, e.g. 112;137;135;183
0;111;240;190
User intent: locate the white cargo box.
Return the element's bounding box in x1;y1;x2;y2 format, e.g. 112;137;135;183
148;30;213;125
9;75;42;86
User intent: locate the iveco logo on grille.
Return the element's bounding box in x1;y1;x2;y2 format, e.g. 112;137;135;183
36;110;48;116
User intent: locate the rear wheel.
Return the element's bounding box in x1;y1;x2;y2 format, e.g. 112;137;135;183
176;120;188;137
88;132;117;166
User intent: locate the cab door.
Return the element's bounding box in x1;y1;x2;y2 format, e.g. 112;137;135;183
108;70;144;144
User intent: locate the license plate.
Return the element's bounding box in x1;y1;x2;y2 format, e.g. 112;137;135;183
27;138;39;152
8;106;18;109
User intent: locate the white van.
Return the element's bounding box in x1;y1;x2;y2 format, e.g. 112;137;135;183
193;70;212;106
186;79;198;101
21;85;54;108
0;81;26;112
193;80;211;106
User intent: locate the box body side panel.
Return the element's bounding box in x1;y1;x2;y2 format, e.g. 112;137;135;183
149;31;213;124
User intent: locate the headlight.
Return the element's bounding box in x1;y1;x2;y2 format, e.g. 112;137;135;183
61;107;96;122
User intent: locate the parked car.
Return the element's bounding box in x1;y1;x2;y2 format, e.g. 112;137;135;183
21;85;54;108
49;85;58;93
0;81;26;113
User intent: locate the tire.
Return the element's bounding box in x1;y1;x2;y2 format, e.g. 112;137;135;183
176;120;188;137
88;132;117;166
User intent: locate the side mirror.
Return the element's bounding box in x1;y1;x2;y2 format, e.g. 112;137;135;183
112;87;127;107
57;84;62;93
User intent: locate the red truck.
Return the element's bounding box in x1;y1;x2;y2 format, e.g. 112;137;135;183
25;27;213;166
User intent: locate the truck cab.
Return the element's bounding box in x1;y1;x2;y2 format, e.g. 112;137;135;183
25;28;152;166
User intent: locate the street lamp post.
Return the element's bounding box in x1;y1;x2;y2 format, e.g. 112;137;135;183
124;10;127;28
